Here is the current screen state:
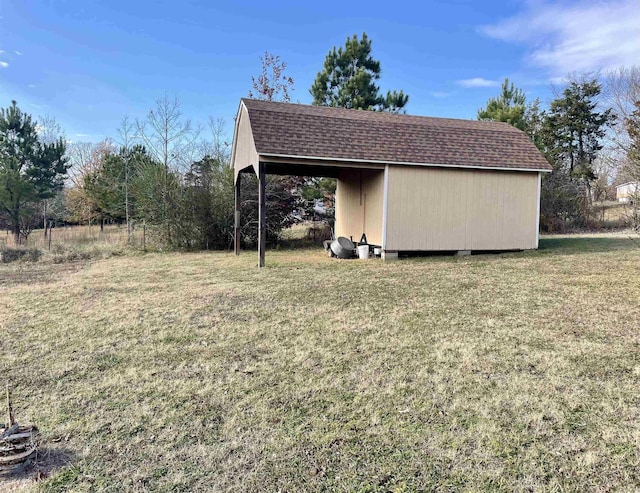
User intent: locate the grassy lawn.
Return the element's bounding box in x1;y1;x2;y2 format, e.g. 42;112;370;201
1;234;640;491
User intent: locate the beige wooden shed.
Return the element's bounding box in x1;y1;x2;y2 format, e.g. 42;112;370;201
231;99;552;266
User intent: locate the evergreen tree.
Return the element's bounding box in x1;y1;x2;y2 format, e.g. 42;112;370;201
543;79;615;182
0;101;68;242
523;98;544;147
624;100;640;229
129;152;173;228
310;33;408;112
84;152;127;225
625;100;640;179
181;155;234;249
536;79;616;230
477;78;527;130
83;146;149;226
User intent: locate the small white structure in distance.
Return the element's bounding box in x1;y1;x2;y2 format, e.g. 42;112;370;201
616;182;639;203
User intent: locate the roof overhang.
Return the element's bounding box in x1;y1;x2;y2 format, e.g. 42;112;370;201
258;152;552;173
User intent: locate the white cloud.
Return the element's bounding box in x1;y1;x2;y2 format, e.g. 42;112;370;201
0;61;8;69
75;133;90;138
456;77;500;88
480;0;640;76
0;50;4;54
28;84;36;88
14;51;22;56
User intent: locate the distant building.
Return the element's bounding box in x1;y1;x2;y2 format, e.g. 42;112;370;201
616;182;639;203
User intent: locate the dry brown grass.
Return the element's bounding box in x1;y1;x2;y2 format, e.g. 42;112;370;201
0;224;145;252
1;233;639;492
591;201;635;229
0;225;151;267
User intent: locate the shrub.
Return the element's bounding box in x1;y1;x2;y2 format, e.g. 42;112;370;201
1;247;42;263
50;245;124;264
52;249;93;264
540;171;584;232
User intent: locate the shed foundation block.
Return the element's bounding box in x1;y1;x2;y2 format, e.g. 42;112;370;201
456;250;472;256
382;250;398;261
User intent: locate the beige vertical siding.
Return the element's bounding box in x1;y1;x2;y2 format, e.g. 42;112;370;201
335;169;384;245
232;103;259;181
616;182;638;201
385;166;539;251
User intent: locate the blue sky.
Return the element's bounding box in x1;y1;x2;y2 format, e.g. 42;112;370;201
0;0;638;143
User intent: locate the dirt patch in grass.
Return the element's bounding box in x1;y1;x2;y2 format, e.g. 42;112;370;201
1;234;639;491
0;261;87;288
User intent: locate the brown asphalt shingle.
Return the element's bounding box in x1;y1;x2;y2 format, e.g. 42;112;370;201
241;98;552;171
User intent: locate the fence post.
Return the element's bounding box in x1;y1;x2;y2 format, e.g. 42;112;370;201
143;220;146;252
48;227;52;252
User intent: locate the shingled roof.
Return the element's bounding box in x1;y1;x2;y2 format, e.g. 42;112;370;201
239;98;552;172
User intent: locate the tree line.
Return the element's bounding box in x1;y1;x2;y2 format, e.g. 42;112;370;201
477;69;640;231
0;94;302;249
2;33;639;249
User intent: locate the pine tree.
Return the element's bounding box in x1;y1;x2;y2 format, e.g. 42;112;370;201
0;101;68;243
625;101;640;178
544;80;615;181
83;146;142;226
477;78;527;131
536;79;616;230
310;33;408;112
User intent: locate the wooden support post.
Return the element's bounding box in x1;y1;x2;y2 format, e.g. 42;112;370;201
234;173;242;255
258;163;266;268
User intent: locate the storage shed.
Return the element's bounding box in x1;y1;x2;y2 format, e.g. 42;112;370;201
231;99;552;266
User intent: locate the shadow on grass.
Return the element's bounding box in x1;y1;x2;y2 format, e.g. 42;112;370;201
538;236;640;255
2;446;76;485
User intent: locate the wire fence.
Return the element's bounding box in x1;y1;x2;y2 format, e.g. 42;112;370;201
0;224;147;252
0;218;334;255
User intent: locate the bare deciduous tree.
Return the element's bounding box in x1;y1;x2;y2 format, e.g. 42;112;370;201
199;117;230;164
602;66;640;153
135;94;199;172
134;94;200;241
36;114;67;236
65;140;115;226
67;141;106;187
117;116;135;240
248;52;294;102
36;113;65;145
602;66;640;210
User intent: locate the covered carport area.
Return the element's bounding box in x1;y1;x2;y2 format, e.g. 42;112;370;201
233;156;385;267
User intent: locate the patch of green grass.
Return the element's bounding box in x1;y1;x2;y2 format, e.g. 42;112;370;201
539;235;640;254
1;233;639;491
